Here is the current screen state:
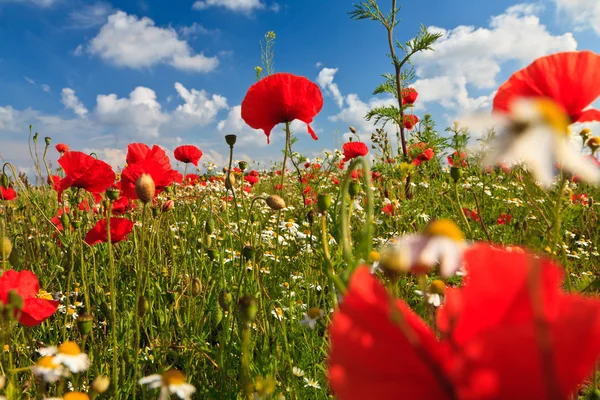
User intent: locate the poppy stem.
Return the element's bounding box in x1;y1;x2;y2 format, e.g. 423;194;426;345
279;122;291;195
105;201;118;393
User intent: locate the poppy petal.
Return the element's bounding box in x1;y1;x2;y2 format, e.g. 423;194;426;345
575;108;600;123
0;270;40;303
20;298;59;327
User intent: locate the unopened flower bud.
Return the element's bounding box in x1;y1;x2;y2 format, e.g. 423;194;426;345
91;375;110;394
348;182;361;197
204;219;215;234
238;295;257;324
349;126;357;134
307;210;315;224
266;195;286;211
1;237;12;261
137;295;149;318
225;134;237;147
450;167;463;183
135;173;155;203
212;306;223;326
225;173;236;189
218;288;233;312
191;277;203;297
77;312;94;336
161;199;175;213
44;136;51;146
317;194;332;214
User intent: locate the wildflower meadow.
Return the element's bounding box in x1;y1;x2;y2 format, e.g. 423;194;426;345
2;1;600;399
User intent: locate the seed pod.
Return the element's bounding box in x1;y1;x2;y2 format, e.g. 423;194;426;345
218;288;233;312
106;187;120;201
77;312;94;336
348;182;361;197
317;194;332;214
191;278;203;297
450;167;463;183
266;195;286;211
137;295;149;318
135;173;155;203
238;161;248;171
225;134;237;147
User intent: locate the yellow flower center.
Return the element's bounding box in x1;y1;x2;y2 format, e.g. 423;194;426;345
63;392;90;400
533;98;571;136
588;137;600;150
162;369;186;386
369;251;380;262
430;280;446;295
37;355;58;369
307;308;322;319
58;341;82;356
36;290;54;300
423;219;464;242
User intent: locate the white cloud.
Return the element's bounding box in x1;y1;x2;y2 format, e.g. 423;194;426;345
61;88;89;118
317;67;344;108
24;76;35;85
67;2;114;29
192;0;264;13
329;94;396;140
553;0;600;35
217;105;271;147
73;44;84;56
87;11;219;73
82;147;126;169
179;22;217;38
172;82;228;126
411;4;577;114
40;84;51;93
95;86;167;137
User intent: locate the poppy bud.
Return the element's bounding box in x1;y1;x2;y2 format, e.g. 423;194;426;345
238;295;257;325
212;306;223;326
307;210;315;224
44;136;51;146
151;206;160;217
450;167;463;182
106;187;120;201
30;215;37;225
317;194;332;214
191;277;203;296
266;195;286;211
205;219;215;234
8;289;23;311
137;295;149;318
238;161;248;171
161;200;175;213
348;182;361;198
206;248;218;260
91;376;110;394
33;132;38;143
77;312;94;336
203;234;212;248
249;213;256;223
1;237;12;261
218;288;233;312
349;126;357;134
136;173;155;203
1;174;9;189
225;134;237;147
242;245;256;260
221;200;227;212
225;174;236;189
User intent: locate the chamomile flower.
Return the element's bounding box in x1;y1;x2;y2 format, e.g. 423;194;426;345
52;341;90;373
31;355;68;382
483;98;600;187
46;392;90;400
292;367;305;377
299;308;324;330
378;219;466;277
303;377;320;389
139;369;196;400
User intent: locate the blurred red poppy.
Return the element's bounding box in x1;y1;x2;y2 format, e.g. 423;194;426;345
409;142;434;166
47;175;60;186
493;51;600;123
0;187;16;201
401;88;418;105
55;143;69;153
54;151;115;202
0;270;59;326
121;143;175;200
342;142;369;162
241;73;323;143
403;115;419;130
462;207;480;222
496;213;512;225
185;174;200;186
84;218;135;245
174;145;203;166
447;151;467;168
571;193;589;206
244;170;260;186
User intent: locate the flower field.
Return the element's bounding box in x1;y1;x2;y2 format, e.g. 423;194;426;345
3;3;600;400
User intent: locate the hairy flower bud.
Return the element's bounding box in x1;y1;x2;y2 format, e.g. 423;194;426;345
348;182;361;198
77;312;94;336
218;288;233;312
317;194;332;214
137;295;149;318
91;376;110;394
238;295;258;325
266;195;286;211
1;237;12;261
135;173;155;203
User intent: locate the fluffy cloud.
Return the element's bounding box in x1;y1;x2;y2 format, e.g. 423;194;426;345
553;0;600;35
87;11;219;73
317;67;344;108
329;94;396;141
61;88;89;118
172;82;228;126
67;2;114;29
411;4;577;114
192;0;264;13
217;105;269;147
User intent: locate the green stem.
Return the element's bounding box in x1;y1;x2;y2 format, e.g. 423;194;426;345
106;203;119;393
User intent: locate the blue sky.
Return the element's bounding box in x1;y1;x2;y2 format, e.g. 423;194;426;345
0;0;598;173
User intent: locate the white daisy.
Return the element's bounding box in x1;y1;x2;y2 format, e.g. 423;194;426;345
139;369;196;400
52;341;90;373
303;377;320;389
31;356;68;382
299;308;324;330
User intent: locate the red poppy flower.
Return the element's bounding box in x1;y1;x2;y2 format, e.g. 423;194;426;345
403;115;419;130
121;143;175;200
53;151;115;202
112;195;133;215
409;143;434;166
382;203;395;216
185;174;200;186
0;270;59;326
493;51;600;123
174;145;203;166
47;175;60;186
244;170;260;186
0;187;16;201
401;88;418;105
571;193;589;206
448;151;468;168
462;208;481;222
55;143;69;153
438;244;600;399
241;73;324;143
496;213;512;225
342;142;369;162
84;218;135;245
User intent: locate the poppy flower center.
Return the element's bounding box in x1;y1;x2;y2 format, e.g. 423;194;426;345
58;341;82;356
533;98;571;136
424;219;464;242
162;369;186;386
